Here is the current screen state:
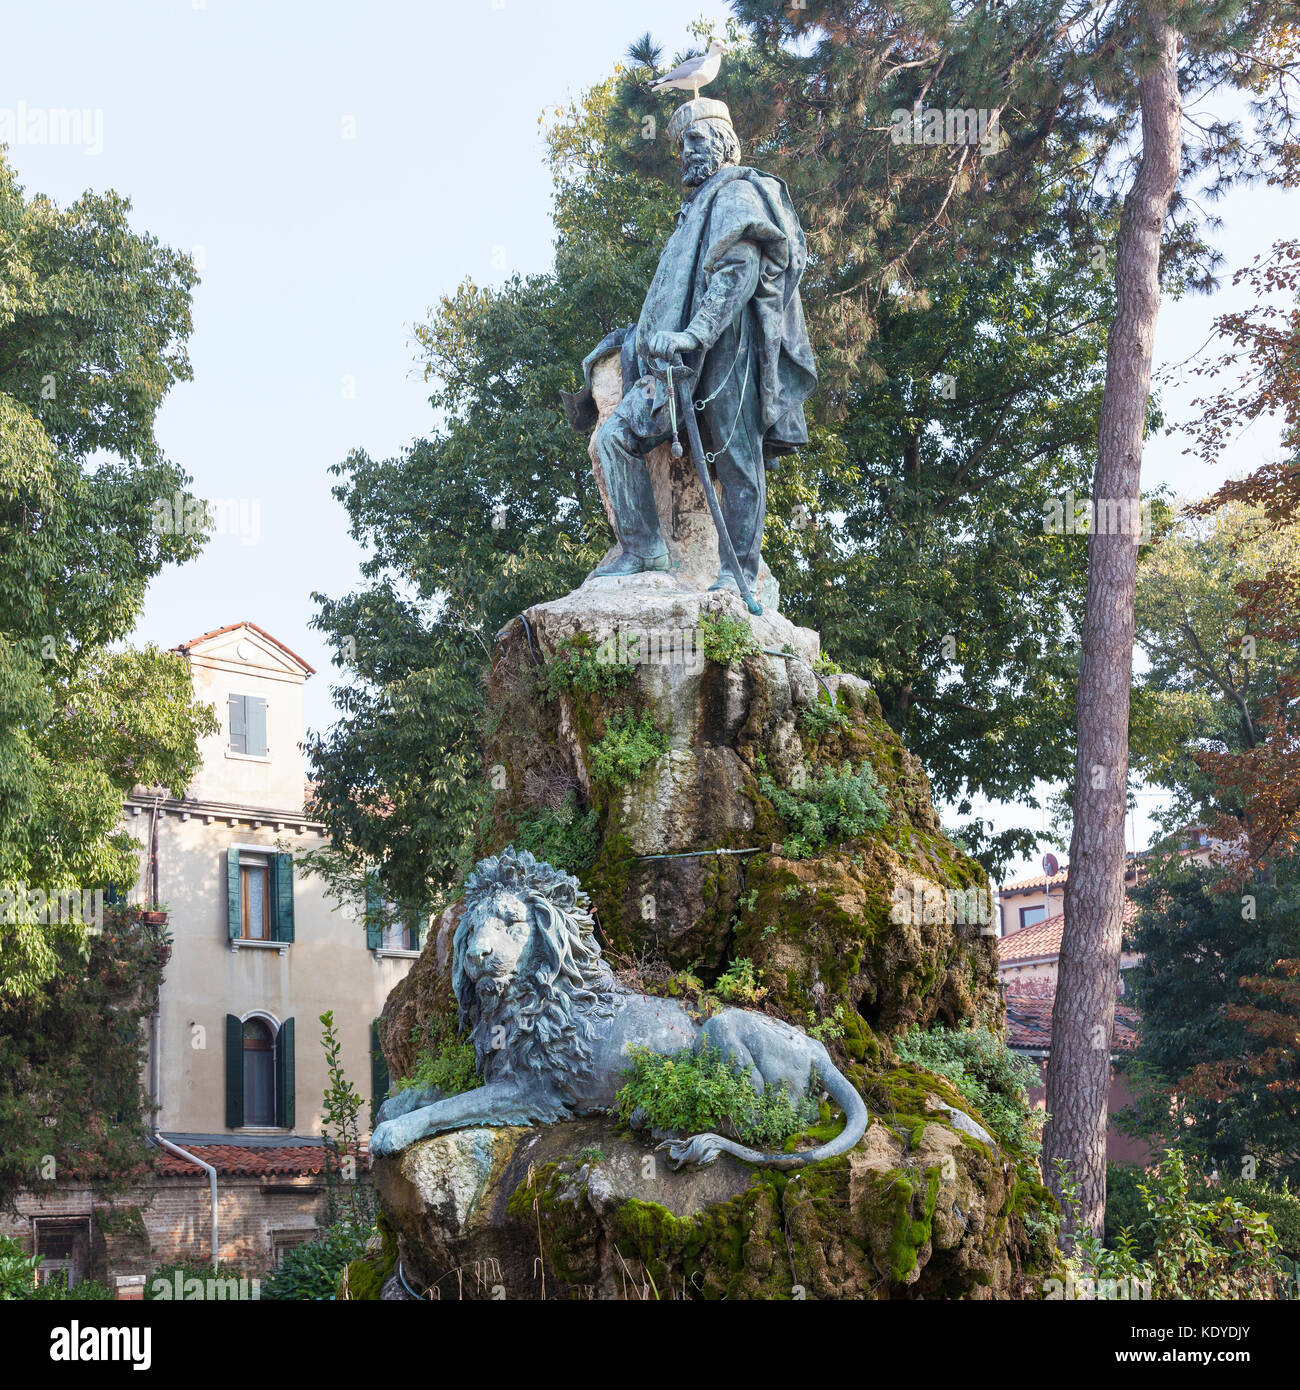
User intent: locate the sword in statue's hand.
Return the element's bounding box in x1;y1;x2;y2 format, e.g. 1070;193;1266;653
655;350;763;616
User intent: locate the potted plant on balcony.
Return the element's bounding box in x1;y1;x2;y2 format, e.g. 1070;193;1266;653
139;901;169;928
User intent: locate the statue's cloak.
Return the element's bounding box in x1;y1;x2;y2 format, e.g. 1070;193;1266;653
635;164;817;458
562;166;817;462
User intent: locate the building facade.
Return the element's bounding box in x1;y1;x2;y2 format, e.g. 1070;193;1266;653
2;622;416;1288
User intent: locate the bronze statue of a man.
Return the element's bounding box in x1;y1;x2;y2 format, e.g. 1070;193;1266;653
563;98;817;598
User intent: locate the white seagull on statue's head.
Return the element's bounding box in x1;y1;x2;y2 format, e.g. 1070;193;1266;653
649;41;728;101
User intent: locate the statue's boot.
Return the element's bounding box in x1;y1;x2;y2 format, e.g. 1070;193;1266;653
590;550;670;579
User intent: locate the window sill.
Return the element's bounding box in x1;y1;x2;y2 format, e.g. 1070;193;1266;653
231;938;289;955
235;1127;293;1136
373;947;421;960
226;750;272;764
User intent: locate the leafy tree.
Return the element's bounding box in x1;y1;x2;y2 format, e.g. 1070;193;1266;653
1133;502;1300;829
0;151;215;995
1119;850;1300;1186
309;30;1124;908
0;906;165;1210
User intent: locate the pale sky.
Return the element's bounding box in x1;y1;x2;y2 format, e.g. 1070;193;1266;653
4;1;1290;885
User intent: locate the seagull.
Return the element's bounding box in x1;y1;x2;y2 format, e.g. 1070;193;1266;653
649;41;727;101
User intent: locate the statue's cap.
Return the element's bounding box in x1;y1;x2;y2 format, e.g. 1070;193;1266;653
667;98;734;146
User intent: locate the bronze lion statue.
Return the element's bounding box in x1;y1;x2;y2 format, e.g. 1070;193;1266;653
370;847;867;1168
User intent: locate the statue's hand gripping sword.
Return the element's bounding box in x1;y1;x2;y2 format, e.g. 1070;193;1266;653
661;354;762;616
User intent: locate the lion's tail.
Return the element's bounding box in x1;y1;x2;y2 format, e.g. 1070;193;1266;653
696;1058;869;1170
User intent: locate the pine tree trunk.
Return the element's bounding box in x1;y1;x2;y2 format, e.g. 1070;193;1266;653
1042;17;1182;1242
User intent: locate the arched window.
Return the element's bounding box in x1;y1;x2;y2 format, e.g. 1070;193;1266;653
226;1014;295;1129
243;1017;276;1126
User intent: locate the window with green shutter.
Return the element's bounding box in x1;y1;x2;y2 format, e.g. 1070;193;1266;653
364;873;383;950
272;853;295;942
226;851;241;940
370;1019;390;1120
225;1014;244;1128
275;1018;295;1129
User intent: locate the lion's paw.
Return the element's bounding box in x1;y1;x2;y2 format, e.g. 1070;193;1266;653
656;1133;725;1169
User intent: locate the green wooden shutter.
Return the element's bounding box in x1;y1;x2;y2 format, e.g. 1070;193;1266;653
246;696;268;757
276;1018;295;1130
273;854;295;942
365;874;383;950
225;1014;244;1129
228;694;247;753
370;1019;389;1111
226;850;241;940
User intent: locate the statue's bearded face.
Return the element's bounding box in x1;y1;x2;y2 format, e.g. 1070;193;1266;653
680;121;738;187
460;890;531;997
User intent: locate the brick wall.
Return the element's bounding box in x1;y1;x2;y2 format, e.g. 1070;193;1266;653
0;1175;348;1281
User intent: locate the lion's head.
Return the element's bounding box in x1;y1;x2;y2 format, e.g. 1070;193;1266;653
452;847;619;1101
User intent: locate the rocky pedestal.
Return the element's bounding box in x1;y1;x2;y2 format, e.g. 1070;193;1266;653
365;576;1060;1300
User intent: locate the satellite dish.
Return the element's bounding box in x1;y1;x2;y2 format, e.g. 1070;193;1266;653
1042;853;1060;878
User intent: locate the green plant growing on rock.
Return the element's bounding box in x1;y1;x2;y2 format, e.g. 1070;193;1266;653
896;1022;1042;1154
713;957;766;1005
539;632;636;701
799;693;851;739
394;1007;478;1097
589;709;669;789
812;653;843;676
616;1042;818;1150
697;613;760;666
513;795;601;875
809;1004;848;1044
759;761;889;859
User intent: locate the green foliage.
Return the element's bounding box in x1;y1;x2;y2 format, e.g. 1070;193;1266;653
799;692;851;740
1060;1151;1281;1300
808;1004;849;1044
0;151;215;997
0;1235;115;1300
895;1023;1042;1154
539;632;635;701
260;1222;374;1301
1133;503;1300;831
712;957;766;1005
394;1009;479;1097
616;1043;818;1151
0;907;163;1207
588;709;668;790
26;1272;115;1300
319;1010;375;1231
0;1235;40;1299
697;613;760;666
513;794;601;876
1120;849;1300;1185
759;761;888;859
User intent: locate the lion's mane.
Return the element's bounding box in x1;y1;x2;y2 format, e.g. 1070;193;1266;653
452;848;621;1106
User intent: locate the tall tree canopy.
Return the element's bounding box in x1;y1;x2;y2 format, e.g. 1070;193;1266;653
310;4;1140;905
0;150;215;996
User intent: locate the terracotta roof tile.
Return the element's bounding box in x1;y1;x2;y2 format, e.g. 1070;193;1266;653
1000;869;1069;894
998;915;1065;963
1003;982;1139;1052
156;1144;363;1178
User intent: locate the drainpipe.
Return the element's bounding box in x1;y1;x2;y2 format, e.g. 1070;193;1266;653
155;1135;219;1269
